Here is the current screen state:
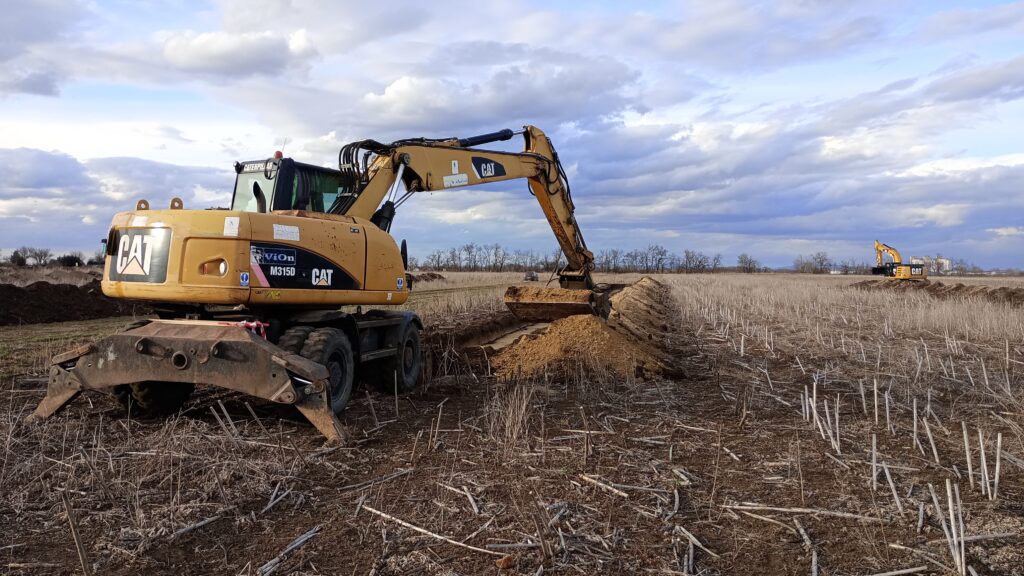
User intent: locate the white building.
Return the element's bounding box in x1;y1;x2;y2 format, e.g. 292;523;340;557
910;256;953;272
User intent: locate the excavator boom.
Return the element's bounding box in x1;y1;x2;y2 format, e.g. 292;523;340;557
334;125;600;320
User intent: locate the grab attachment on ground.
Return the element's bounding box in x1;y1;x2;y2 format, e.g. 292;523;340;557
26;320;345;442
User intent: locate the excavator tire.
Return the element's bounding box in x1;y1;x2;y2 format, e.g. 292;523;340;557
276;325;315;354
366;323;422;394
115;382;195;416
300;327;354;414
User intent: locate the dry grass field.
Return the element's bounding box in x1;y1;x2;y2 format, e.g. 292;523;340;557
1;272;1022;575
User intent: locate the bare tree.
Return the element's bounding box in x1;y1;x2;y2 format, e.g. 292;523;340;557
425;250;444;270
737;253;760;273
19;247;52;266
445;247;461;270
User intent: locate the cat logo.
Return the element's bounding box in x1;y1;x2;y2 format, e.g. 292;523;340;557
471;156;506;179
311;268;334;286
108;228;170;283
116;233;152;276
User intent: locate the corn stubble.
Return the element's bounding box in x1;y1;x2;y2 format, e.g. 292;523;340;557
1;272;1022;575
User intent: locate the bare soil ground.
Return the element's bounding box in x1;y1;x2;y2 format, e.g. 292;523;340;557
853;278;1024;307
0;280;152;326
0;266;102;288
1;273;1022;575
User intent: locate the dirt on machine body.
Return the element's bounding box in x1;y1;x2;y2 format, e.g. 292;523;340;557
30;125;657;440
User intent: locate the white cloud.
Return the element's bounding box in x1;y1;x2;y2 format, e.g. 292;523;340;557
2;1;1024;268
987;226;1024;237
904;203;970;227
162;29;316;77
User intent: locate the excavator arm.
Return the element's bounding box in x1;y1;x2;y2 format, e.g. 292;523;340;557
333;126;594;289
874;240;902;266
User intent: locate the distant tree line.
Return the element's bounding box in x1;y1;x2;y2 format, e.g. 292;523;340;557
6;242;1009;276
6;247;104;268
419;243;767;274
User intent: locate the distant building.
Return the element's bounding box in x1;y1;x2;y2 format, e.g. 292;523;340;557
911;256;952;272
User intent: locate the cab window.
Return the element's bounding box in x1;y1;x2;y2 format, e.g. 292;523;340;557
290;169;342;213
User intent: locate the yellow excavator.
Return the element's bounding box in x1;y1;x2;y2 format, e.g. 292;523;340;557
30;126;603;440
871;240;927;281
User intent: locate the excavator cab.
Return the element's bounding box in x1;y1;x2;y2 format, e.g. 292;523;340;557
231;158;347;214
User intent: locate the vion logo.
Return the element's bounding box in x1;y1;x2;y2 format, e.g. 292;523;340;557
116;233;153;276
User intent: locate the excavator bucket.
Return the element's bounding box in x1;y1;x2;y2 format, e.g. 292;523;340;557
503;286;597;322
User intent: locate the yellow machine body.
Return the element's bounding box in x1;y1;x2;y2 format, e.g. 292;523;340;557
872;240;928;281
103;208;409;307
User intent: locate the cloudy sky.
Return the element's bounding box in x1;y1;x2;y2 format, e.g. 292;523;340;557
1;0;1022;268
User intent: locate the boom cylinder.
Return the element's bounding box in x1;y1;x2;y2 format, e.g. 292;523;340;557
457;129;514;148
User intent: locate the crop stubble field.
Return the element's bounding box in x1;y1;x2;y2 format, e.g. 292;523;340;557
1;273;1022;575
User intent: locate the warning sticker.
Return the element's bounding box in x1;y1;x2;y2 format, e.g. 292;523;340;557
223;216;239;237
273;224;300;241
443;174;468;188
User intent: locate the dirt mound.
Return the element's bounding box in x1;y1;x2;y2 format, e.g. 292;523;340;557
493;277;685;380
504;285;591;303
851;279;1024;306
605;276;683;353
408;272;446;283
0;280;151;326
491;314;662;379
0;265;102;287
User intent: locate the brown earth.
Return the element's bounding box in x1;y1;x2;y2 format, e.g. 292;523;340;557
0;265;102;287
408;271;446;283
491;314;661;379
2;276;1023;575
503;285;592;303
851;278;1024;306
0;280;152;326
493;277;686;379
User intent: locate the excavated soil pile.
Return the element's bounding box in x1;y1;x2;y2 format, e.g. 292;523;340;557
0;280;151;326
851;279;1024;306
408;272;446;283
493;277;685;380
605;276;684;356
503;286;592;303
491;314;662;379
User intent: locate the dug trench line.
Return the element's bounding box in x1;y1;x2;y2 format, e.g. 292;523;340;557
851;278;1024;307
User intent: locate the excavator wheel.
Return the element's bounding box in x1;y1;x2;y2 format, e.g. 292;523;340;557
366;323;422;394
300;327;355;414
276;325;315;353
115;382;195;416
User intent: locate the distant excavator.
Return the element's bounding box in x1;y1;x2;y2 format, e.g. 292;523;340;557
871;240;927;281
